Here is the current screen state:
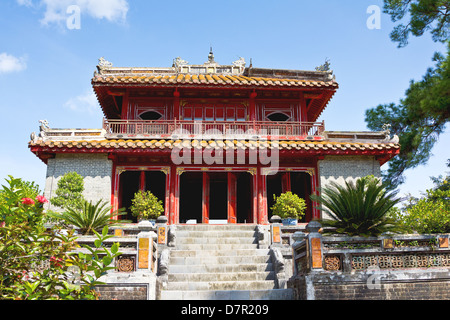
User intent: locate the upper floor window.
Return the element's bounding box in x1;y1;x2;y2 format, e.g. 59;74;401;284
183;104;246;121
139;111;163;120
266;112;290;122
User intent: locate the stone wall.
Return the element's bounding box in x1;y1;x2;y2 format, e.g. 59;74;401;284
287;222;450;300
317;155;381;219
318;155;381;186
290;270;450;300
44;153;112;211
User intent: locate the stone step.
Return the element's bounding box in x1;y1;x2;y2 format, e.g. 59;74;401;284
169;255;271;266
176;230;257;238
168;263;275;274
168;271;275;282
174;243;259;250
160;289;294;300
166;280;275;291
176;225;257;231
176;237;257;245
170;249;270;258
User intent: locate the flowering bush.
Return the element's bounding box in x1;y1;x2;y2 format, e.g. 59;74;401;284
0;176;121;300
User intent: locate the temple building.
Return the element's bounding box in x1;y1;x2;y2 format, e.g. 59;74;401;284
29;51;400;225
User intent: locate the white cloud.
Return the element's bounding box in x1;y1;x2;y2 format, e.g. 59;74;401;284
16;0;33;7
64;90;99;114
16;0;129;25
0;53;27;74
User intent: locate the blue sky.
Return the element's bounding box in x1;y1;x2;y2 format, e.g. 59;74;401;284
0;0;448;200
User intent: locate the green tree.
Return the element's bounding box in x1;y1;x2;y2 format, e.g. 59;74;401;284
365;1;450;190
384;0;450;48
51;171;85;210
365;44;450;189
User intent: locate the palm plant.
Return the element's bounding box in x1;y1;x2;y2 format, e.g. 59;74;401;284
47;199;126;235
311;176;402;237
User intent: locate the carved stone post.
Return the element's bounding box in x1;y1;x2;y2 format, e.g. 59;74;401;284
305;221;323;272
137;221;157;272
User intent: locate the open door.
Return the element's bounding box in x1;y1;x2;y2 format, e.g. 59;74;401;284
202;172;210;224
228;172;237;224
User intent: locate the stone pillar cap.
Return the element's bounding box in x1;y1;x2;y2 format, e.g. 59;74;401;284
306;220;322;233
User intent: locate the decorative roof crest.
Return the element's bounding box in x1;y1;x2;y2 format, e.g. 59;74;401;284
98;57;113;69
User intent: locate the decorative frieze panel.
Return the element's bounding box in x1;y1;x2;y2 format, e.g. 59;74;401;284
351;253;450;271
116;255;136;272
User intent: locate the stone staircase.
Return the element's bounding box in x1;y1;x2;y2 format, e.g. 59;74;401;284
159;224;294;300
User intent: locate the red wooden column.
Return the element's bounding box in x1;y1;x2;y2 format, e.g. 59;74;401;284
228;172;237;224
173;88;180;120
299;91;308;123
139;171;146;191
168;166;178;224
121;89;130;120
257;168;268;225
202;172;210;224
249;90;257;121
109;155;119;219
281;172;291;193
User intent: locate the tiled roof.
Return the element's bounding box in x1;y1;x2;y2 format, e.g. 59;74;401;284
92;74;338;89
29;138;399;152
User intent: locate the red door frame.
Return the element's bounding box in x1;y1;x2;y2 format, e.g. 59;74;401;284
174;167;257;224
261;167;319;222
202;172;210;224
111;165;171;219
227;172;237;224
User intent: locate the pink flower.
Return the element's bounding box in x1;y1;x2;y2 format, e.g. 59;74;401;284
21;198;35;205
36;195;48;204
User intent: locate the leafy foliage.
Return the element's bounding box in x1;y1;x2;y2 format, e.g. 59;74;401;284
391;162;450;233
311;176;402;237
270;191;307;219
365;41;450;190
129;190;164;220
0;176;121;300
50;171;85;210
47;199;126;235
383;0;450;47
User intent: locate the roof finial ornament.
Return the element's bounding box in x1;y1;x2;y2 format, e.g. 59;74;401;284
208;46;215;63
315;58;331;72
98;57;113;68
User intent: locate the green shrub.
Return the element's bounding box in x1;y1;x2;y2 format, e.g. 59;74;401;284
129;190;164;220
311;176;402;237
271;191;307;219
50;172;85;211
396;189;450;234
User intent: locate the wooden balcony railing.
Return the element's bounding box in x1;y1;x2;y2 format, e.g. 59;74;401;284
102;119;325;140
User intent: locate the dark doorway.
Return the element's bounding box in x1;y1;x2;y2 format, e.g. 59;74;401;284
145;171;166;208
120;171;140;222
209;173;228;221
179;172;203;223
237;172;253;223
290;172;312;222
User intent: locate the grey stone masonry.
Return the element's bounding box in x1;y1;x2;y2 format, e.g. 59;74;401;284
44;153;112;211
318;155;382;220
